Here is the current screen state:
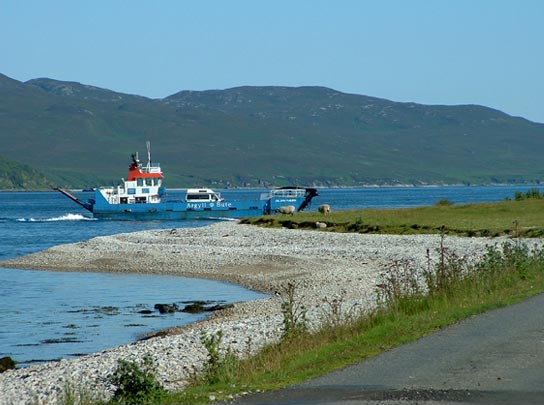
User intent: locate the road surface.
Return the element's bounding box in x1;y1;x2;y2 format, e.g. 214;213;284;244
231;293;544;404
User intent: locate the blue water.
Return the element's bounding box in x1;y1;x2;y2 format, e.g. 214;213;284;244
314;185;543;209
0;185;542;366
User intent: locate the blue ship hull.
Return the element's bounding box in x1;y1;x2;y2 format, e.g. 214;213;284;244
56;187;318;220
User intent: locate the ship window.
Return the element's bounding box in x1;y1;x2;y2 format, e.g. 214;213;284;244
128;188;136;195
187;194;212;201
142;188;150;194
137;179;144;187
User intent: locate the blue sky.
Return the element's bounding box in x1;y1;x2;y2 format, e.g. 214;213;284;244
2;1;543;122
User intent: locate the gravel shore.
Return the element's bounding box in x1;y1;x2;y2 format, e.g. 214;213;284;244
0;222;501;404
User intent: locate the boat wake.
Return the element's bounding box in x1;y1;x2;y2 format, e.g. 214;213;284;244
207;217;240;222
16;214;96;222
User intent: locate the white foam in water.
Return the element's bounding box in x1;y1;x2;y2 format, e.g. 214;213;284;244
16;213;95;222
208;216;239;222
44;213;95;222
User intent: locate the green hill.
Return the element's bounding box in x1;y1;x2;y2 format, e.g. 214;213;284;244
1;73;543;189
0;155;52;190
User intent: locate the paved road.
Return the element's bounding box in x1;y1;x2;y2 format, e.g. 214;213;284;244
231;293;544;404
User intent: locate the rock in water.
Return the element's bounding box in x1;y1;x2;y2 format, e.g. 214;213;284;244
154;303;178;314
0;357;16;373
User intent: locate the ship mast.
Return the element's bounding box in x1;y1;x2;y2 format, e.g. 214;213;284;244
146;141;151;171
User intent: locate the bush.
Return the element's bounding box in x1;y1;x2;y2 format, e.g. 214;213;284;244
279;281;308;339
514;188;543;200
424;232;468;296
199;330;239;385
476;240;544;282
109;354;166;404
435;199;453;206
376;229;544;318
376;258;424;312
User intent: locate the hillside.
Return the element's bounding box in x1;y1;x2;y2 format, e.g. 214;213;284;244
0;156;52;190
1;73;543;189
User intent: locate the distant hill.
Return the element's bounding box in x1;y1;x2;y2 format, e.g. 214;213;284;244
1;73;543;189
0;155;52;190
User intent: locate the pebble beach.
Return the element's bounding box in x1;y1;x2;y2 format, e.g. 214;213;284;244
0;221;501;404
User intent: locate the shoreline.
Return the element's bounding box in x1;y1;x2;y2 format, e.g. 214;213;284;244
4;183;544;193
0;222;501;404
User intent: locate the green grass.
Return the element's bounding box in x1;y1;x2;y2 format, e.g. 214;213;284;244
242;198;544;237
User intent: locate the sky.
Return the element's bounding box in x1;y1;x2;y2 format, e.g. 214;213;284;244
1;0;543;123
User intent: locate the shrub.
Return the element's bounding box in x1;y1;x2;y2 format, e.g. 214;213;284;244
376;258;425;314
200;330;239;385
279;281;308;339
514;188;543;200
424;231;468;296
108;354;166;404
435;199;453;206
475;240;544;282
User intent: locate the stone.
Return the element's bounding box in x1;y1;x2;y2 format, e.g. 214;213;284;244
0;356;16;373
154;303;178;314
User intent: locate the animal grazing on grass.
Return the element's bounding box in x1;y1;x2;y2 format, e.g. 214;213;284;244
318;204;331;215
276;205;295;216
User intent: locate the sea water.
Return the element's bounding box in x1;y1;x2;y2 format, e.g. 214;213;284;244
0;186;541;366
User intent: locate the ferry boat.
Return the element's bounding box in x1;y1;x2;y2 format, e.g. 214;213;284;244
55;143;318;220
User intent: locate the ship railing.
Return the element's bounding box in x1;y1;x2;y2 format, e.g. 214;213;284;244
140;164;161;174
261;188;306;199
